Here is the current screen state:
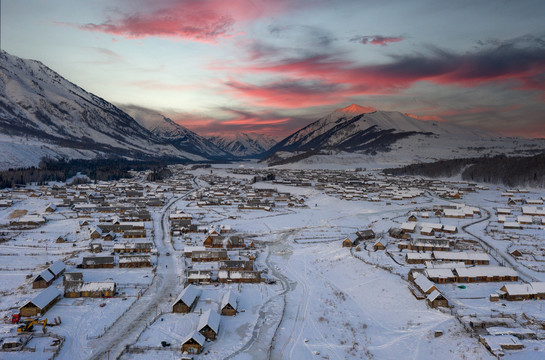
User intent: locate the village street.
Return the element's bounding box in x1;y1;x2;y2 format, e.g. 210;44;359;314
85;191;190;360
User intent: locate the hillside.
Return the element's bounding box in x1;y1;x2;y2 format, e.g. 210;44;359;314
0;51;200;169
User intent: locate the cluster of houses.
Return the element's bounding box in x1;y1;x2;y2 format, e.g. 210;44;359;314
410;273;449;308
232;168;489;205
496;204;545;230
189;174;304;210
172;284;238;354
169;207;262;285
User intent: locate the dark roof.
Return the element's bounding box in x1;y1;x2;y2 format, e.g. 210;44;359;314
82;256;114;265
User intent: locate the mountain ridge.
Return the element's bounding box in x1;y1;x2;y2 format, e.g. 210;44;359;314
263;104;543;166
208;132;277;158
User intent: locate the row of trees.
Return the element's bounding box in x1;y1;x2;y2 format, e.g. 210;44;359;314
386;154;545;187
0;157;179;189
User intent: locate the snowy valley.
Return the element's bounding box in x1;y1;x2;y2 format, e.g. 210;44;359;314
1;163;545;359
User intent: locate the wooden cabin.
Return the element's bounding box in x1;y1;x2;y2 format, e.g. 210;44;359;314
373;239;387;251
181;331;205;355
356;229;375;240
64;281;116;298
427;290;449;308
119;255;151;268
33;269;55;289
19;287;62;317
172;285;201;313
82;256;114;269
342;234;359;248
220;291;237;316
198;309;220;341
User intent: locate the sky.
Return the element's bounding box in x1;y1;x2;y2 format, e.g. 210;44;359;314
2;0;545;138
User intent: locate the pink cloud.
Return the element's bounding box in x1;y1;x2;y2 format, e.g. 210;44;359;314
404;113;444;122
77;0;288;42
170;108;308;137
220;39;545;109
351;35;405;46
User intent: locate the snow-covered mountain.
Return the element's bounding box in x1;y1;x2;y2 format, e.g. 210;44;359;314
264;104;545;166
208;133;278;158
121;105;232;160
0;50;204;169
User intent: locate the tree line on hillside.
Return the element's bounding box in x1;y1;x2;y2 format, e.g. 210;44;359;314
385;154;545;188
0;157;178;189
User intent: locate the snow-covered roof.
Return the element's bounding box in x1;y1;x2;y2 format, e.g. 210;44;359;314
455;266;518;278
433;251;489;262
419;222;443;231
480;335;522;352
502;283;535;296
406;252;432;260
37;268;54;282
425;268;455;279
119;255;150;263
487;327;536;337
443;209;465;217
530;282;545;294
182;330;206;346
48;260;65;276
517;215;533;223
24;287;61;309
79;282;116;292
522;206;545;216
401;222;416;231
414;274;436;293
426;289;443;302
174;284;201;307
17;215;46;223
198;309;220;334
221;291;237;310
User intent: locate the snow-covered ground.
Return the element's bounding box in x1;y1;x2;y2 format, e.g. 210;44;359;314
1;164;545;359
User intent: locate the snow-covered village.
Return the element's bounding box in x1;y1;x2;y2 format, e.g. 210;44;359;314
0;163;544;359
2;1;545;359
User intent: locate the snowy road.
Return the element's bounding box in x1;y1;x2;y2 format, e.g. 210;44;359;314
85;192;188;360
223;229;298;360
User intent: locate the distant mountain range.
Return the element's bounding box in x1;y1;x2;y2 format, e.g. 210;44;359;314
264;104;545;166
208;133;277;158
1;50;543;170
120;105;232;160
0;50;276;169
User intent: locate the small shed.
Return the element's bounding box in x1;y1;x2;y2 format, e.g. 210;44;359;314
426;290;449;308
373;239;388;251
342;234;359;248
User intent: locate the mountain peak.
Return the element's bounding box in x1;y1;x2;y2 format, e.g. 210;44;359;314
336;104;376;114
